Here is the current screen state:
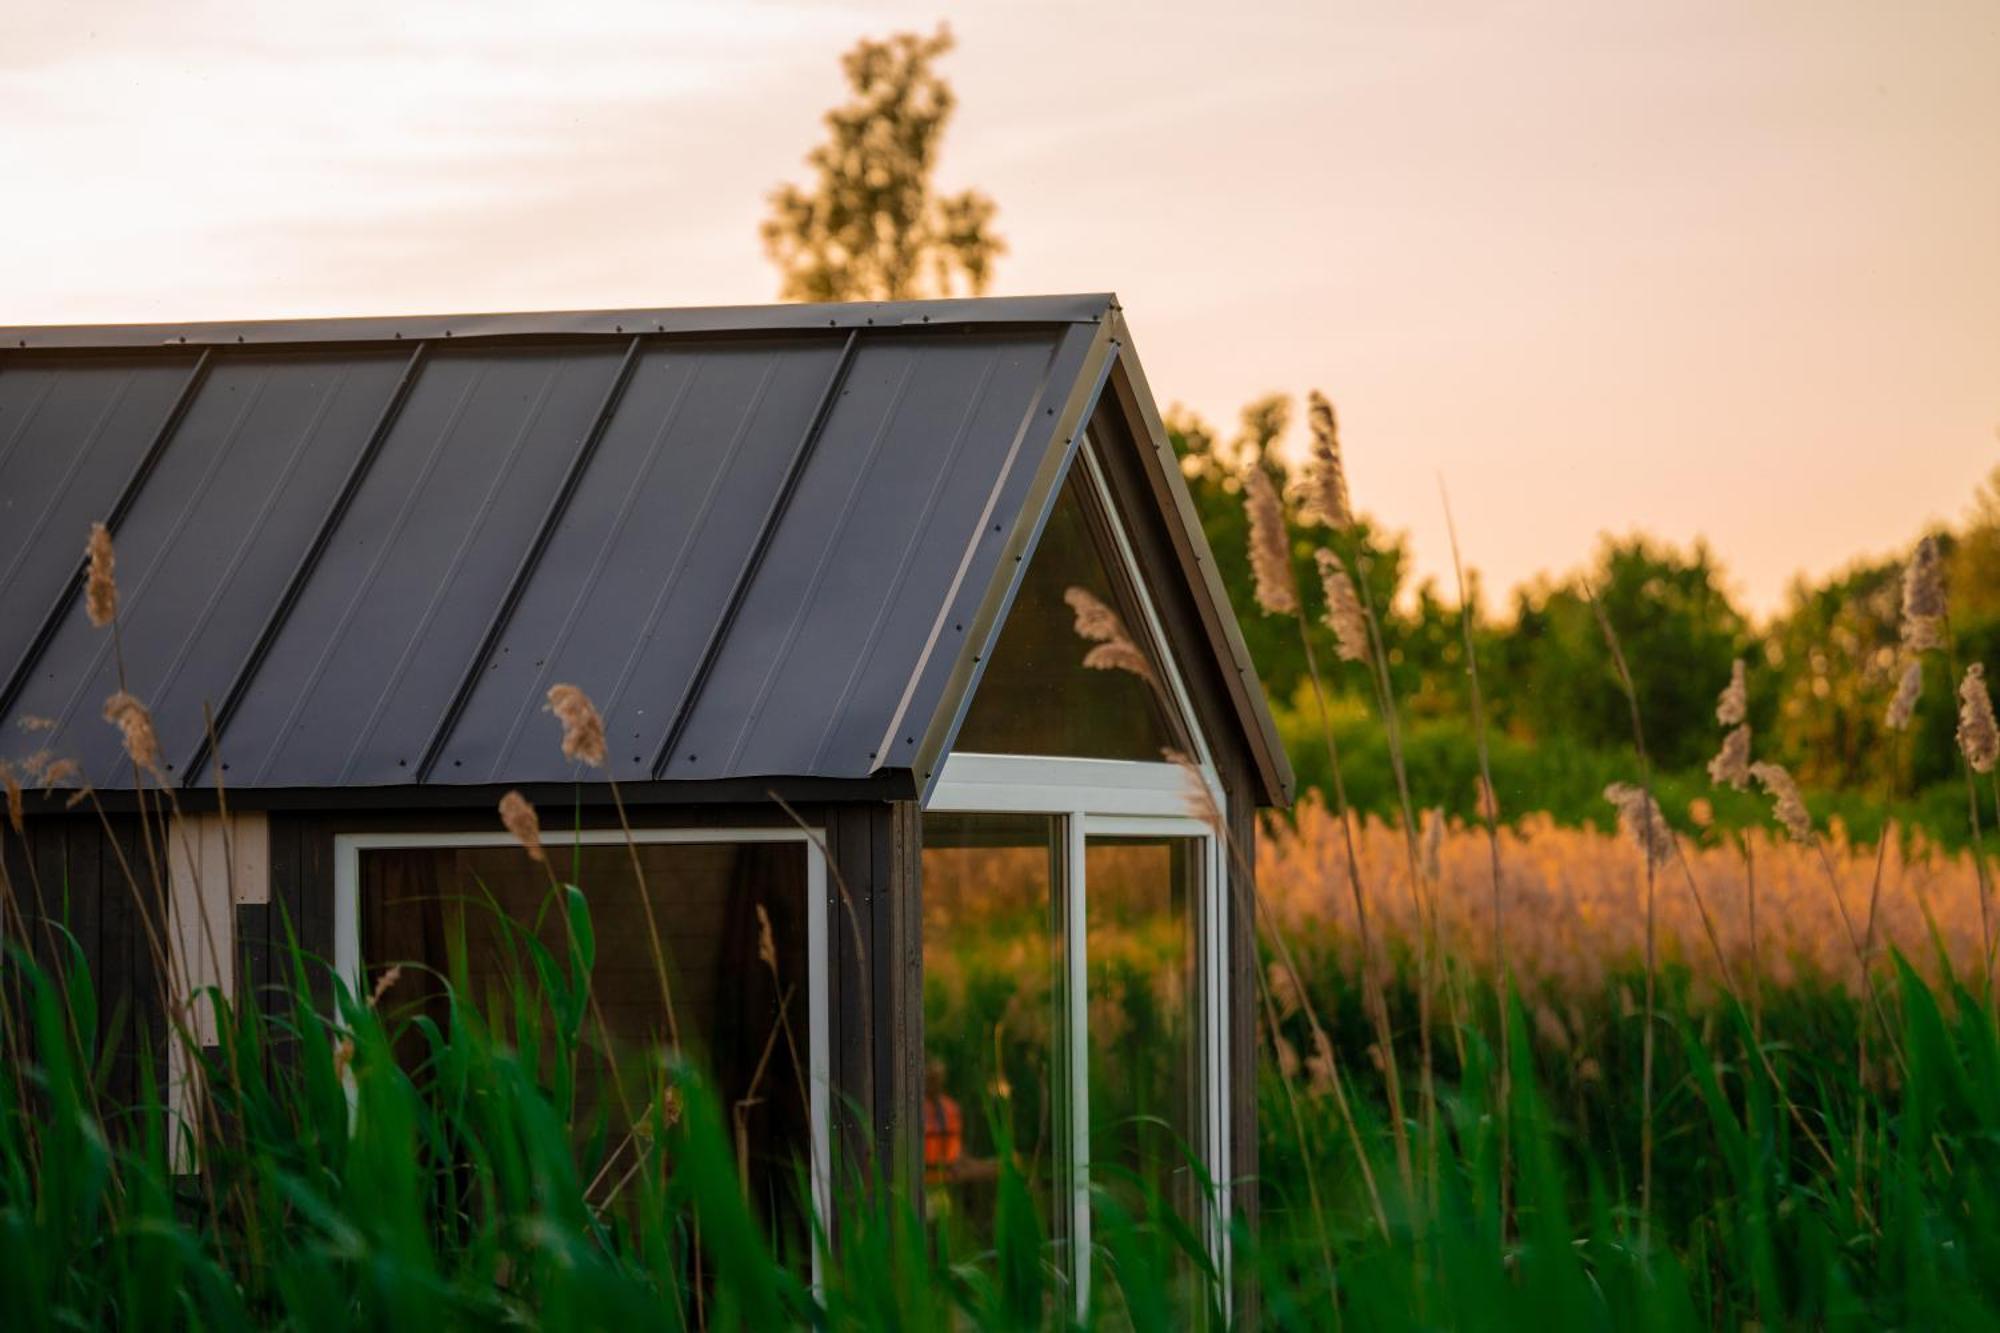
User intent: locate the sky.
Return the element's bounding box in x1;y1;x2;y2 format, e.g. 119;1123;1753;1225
4;1;1996;618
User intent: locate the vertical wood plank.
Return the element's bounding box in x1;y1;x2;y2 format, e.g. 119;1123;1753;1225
96;816;138;1108
297;815;334;1011
826;804;876;1186
263;813;304;1072
883;799;924;1194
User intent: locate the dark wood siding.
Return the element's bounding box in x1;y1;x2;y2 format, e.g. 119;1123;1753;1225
6;796;922;1190
3;813;166;1110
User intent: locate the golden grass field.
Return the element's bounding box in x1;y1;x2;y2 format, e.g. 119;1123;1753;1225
1260;796;1992;1006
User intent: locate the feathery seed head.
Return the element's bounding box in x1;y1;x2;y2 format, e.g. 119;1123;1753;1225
1688;796;1714;829
1707;723;1752;791
1303;390;1353;530
102;691;161;776
1901;535;1945;651
85;523;118;629
1716;658;1747;726
1603;782;1674;869
368;965;404;1009
1267;960;1302;1019
1476;774;1499;824
1750;762;1812;843
546;684;607;768
1275;1033;1301;1081
1166;748;1226;835
1957;663;1998;773
1064;586;1155;684
1241;465;1298;616
498;790;544;863
1313;549;1370;663
1885;658;1922;732
756;903;779;975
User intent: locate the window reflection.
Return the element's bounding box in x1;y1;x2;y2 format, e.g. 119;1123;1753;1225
360;841;811;1254
953;469;1185;760
920;813;1065;1265
1085;835;1202;1283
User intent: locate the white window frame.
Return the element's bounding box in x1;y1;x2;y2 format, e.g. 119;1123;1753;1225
925;437;1235;1312
332;825;833;1258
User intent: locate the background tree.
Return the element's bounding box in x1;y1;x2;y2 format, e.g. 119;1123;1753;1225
762;26;1004;302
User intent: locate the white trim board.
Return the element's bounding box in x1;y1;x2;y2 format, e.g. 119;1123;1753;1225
929;753;1223;821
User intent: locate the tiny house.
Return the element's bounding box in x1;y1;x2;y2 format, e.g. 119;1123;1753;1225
0;295;1290;1288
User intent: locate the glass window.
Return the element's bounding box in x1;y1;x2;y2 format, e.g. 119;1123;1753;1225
953;468;1187;761
360;839;811;1251
1084;835;1202;1241
920;813;1068;1269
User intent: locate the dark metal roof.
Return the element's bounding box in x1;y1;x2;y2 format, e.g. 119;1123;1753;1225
0;295;1290;804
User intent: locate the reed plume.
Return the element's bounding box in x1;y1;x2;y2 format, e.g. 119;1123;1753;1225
1242;464;1298;616
1716;658;1747;726
1901;534;1944;651
1707;724;1751;790
85;522;118;629
1958;663;1997;774
1604;782;1673;869
102;691;162;777
546;684;608;769
499;790;545;863
1063;586;1154;684
1885;659;1922;732
1303;390;1352;530
1750;762;1812;843
1313;550;1369;663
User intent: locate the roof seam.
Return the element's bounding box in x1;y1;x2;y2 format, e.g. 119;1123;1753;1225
648;329;862;778
416;336;645;781
183;342;429;785
0;348;212;723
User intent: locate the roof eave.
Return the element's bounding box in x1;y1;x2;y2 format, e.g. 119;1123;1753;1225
1101;310;1297;808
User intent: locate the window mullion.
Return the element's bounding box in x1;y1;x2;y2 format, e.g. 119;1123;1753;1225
1066;809;1091;1317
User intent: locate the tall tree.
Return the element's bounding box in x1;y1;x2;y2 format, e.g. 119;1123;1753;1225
762;26;1004;302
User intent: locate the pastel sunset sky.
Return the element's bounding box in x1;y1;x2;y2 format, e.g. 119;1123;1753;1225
5;1;1995;616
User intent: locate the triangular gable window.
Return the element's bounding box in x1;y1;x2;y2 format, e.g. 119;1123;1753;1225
954;462;1191;761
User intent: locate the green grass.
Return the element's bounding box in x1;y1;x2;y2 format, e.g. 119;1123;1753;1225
10;883;2000;1329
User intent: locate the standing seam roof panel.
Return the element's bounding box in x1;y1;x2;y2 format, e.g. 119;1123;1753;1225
0;355;200;690
0;354;406;787
0;296;1290;801
657;331;1063;778
434;337;847;783
216;347;623;786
